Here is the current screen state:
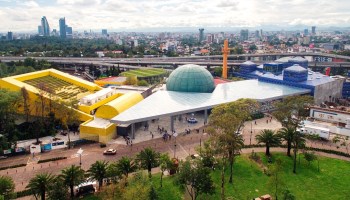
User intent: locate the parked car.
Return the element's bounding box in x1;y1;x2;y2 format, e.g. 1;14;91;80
103;149;117;155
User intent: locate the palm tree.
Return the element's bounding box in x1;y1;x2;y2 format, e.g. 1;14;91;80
26;173;55;200
87;160;108;190
61;165;85;199
278;126;295;157
136;147;160;178
255;129;281;156
115;156;137;179
0;175;15;199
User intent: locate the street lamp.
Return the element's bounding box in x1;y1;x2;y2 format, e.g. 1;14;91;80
77;148;83;167
173;132;178;158
250;121;253;145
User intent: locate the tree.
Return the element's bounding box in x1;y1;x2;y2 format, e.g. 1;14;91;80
61;165;85;199
196;141;216;169
207;99;258;199
136;147;160;178
137;80;149;86
303;151;317;166
256;129;281;156
332;135;350;154
278;126;295;157
47;177;68;200
88;160;109;190
26;173;55;200
20;87;31;123
115;156;137;179
292;131;306;174
283;190;296;200
122;171;152;200
267;159;285;200
176;159;215;200
0;176;15;199
159;153;172;188
273;95;313;128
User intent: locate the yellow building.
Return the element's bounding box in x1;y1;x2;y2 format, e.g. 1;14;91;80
0;69;144;143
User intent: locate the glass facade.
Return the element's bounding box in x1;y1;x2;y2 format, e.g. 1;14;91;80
166;64;215;93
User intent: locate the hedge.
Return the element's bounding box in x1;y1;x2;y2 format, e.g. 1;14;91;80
243;144;350;158
15;189;32;198
38;156;67;163
0;163;26;171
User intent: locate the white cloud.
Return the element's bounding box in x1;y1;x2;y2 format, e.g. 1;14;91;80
1;0;350;32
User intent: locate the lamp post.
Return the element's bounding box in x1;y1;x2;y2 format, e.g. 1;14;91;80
173;132;178;158
77;148;83;167
250;121;253;145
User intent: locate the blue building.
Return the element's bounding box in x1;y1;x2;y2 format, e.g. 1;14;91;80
233;57;344;104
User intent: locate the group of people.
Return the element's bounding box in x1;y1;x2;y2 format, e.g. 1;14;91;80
123;136;132;146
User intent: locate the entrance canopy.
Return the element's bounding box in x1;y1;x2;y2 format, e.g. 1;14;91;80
111;80;310;124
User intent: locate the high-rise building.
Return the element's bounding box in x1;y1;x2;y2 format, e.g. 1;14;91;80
240;29;249;41
59;18;66;39
312;26;316;35
304;28;309;36
41;16;50;36
38;25;43;35
102;29;108;35
255;30;260;38
7;32;13;40
199;28;204;42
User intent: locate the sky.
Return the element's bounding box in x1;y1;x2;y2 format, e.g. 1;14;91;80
1;0;350;32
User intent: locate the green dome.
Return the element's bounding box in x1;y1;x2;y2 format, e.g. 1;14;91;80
166;64;215;93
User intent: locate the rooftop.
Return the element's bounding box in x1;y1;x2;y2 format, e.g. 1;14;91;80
111;80;310;124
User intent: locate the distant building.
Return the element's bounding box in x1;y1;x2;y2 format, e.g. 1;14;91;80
255;30;260;38
240;29;249;41
41;16;50;36
38;25;43;35
304;28;309;36
206;34;213;43
7;32;13;40
59;18;66;39
102;29;108;35
199;28;204;42
66;25;73;38
312;26;316;35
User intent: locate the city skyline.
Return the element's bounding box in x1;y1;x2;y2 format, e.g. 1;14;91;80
0;0;350;32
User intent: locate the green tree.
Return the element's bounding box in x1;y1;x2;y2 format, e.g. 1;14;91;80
61;165;85;199
88;160;109;190
47;177;68;200
115;156;137;179
159;153;172;188
268;159;285;200
283;189;296;200
0;176;15;199
196;141;216;168
26;173;55;200
256;129;281;156
292;131;306;174
208;99;258;199
176;159;215;200
122;171;151;200
332;135;350;154
273;95;313;128
303;151;317;166
137;80;149;86
278;126;296;157
136;147;160;178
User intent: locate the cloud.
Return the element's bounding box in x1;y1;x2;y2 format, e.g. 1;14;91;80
1;0;350;32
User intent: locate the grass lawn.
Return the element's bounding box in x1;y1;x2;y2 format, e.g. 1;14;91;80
121;68;166;77
83;153;350;200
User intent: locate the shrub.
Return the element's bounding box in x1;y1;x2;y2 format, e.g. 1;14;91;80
38;157;67;163
15;189;32;198
0;164;26;171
